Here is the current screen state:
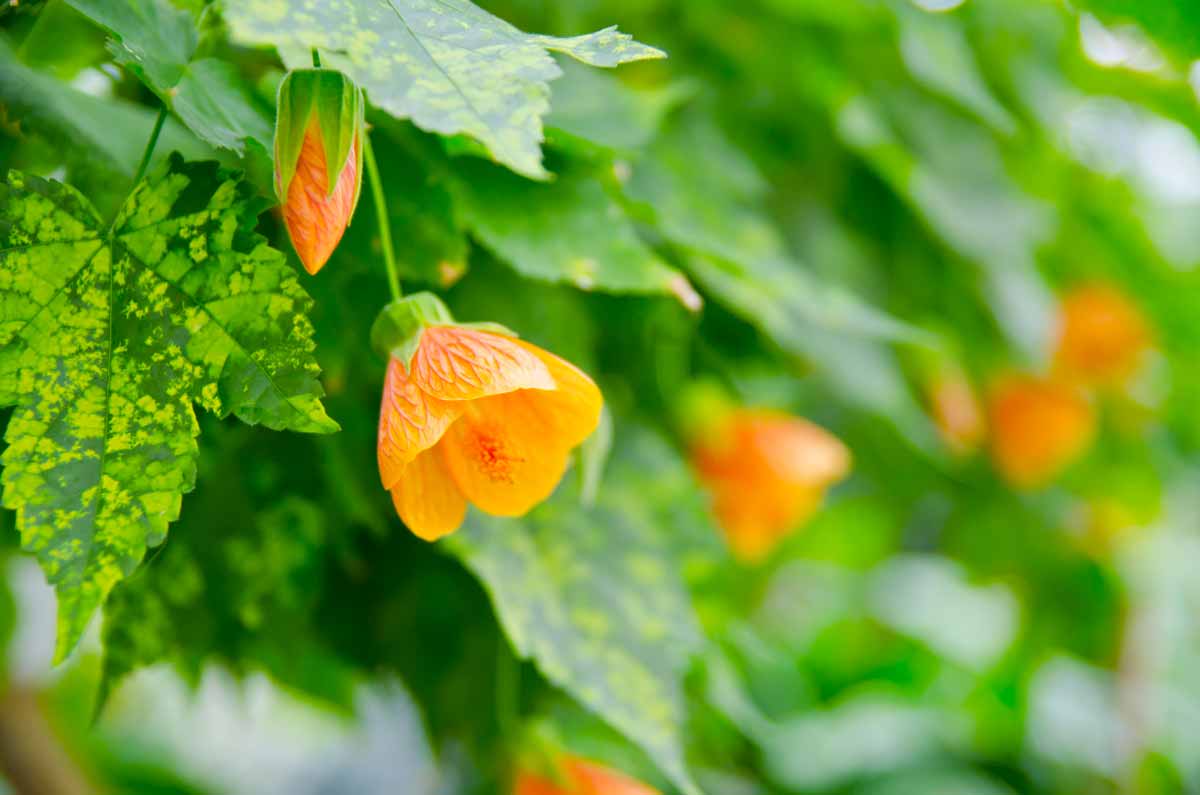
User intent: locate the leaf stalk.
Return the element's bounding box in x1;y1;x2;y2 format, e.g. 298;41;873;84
363;132;402;301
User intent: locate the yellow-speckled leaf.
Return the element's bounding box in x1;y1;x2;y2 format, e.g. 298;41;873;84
222;0;665;179
447;460;704;795
0;155;337;660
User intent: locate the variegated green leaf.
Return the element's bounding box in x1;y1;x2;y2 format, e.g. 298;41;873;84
0;155;336;660
222;0;665;179
447;441;704;795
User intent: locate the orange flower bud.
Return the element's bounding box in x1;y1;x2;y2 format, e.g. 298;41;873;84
274;69;364;275
515;757;660;795
690;409;851;562
375;295;603;540
1054;283;1151;387
988;375;1094;489
928;370;986;455
281;120;359;274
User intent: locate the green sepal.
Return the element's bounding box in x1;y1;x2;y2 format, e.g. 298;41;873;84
458;320;520;338
274;68;365;207
370;292;456;368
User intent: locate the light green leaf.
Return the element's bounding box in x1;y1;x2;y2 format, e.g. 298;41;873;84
222;0;665;179
0;155;336;659
450;159;694;298
65;0;272;153
447;461;704;795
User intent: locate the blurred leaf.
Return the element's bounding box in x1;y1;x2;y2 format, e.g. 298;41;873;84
65;0;271;153
450;157;692;297
0;38;208;210
0;157;335;659
448;437;705;795
223;0;665;179
546;57;692;152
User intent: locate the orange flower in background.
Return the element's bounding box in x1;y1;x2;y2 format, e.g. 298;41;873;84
690;409;851;562
515;756;660;795
377;324;603;541
928;369;986;456
988;375;1095;489
282;120;359;274
1054;283;1152;387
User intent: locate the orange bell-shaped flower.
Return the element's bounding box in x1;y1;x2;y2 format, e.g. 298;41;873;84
1054;283;1151;387
928;369;986;456
988;374;1094;488
375;295;603;540
515;756;660;795
274;69;364;275
690;407;851;562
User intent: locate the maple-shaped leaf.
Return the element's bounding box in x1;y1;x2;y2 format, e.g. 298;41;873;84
0;154;337;660
223;0;664;179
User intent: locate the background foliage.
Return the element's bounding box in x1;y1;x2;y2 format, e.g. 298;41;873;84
2;0;1200;793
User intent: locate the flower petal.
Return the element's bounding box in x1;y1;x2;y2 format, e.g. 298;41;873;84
440;394;573;517
515;340;604;448
282;121;358;275
378;356;461;489
390;445;467;541
412;326;555;401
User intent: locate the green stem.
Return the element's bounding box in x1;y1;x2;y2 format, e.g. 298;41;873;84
131;105;169;189
311;48;321;68
362;132;402;301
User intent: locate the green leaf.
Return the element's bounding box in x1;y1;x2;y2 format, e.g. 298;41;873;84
0;38;209;212
447;450;704;795
64;0;272;153
449;158;694;298
222;0;665;179
0;155;337;659
546;58;693;153
1073;0;1200;61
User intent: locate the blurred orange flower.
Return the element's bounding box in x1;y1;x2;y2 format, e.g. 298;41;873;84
515;757;660;795
1054;283;1152;387
928;369;986;455
988;375;1094;488
377;325;603;540
691;409;851;562
282;119;359;275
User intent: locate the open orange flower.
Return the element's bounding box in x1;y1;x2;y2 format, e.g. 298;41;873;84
690;408;851;562
1054;283;1151;387
515;756;660;795
988;374;1094;489
376;298;602;540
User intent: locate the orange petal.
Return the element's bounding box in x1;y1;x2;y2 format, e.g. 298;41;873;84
1054;283;1151;386
567;758;661;795
390;446;467;541
711;476;824;562
412;326;555;401
282;121;358;275
514;340;604;447
440;394;573;517
378;357;461;489
988;375;1095;488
